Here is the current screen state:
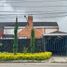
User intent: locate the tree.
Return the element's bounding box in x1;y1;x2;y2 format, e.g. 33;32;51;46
13;17;18;54
29;28;36;53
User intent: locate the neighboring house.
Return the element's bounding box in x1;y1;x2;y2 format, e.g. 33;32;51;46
18;16;59;38
0;16;67;56
0;16;59;38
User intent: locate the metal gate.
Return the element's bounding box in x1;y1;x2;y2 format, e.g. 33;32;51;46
44;36;67;56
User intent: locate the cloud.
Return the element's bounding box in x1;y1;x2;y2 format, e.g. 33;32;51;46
0;0;14;11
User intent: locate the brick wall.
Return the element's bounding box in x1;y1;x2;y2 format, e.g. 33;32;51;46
18;16;44;39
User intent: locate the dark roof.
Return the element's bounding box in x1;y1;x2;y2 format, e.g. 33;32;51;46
50;31;67;34
0;22;27;27
33;22;58;26
0;22;58;26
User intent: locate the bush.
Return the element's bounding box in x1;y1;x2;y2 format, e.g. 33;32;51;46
29;28;36;53
0;52;52;61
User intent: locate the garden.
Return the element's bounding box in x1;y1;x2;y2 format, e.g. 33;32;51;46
0;18;52;62
0;52;52;61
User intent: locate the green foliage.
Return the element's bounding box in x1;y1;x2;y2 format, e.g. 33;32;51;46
23;47;28;53
13;17;18;55
0;52;52;61
29;28;36;53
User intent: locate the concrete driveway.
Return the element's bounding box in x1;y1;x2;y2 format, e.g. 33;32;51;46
0;63;67;67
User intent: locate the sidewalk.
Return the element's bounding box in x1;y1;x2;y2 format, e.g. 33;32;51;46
49;56;67;63
0;63;67;67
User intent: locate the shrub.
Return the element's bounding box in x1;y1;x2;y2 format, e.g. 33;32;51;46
29;28;36;53
13;17;19;55
23;47;28;53
0;52;52;61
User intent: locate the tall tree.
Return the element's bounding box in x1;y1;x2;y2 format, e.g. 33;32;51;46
29;28;36;53
13;17;18;54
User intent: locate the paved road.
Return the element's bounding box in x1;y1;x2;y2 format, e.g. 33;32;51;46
0;63;67;67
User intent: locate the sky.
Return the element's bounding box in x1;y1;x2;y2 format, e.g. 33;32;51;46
0;0;67;32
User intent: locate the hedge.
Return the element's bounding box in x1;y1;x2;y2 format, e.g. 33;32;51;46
0;52;52;61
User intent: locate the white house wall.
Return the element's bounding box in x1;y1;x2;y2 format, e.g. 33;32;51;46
4;25;58;35
4;26;25;35
45;29;58;34
4;28;14;34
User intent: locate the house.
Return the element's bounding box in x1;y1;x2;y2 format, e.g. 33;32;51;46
0;16;59;38
0;16;67;55
18;16;59;38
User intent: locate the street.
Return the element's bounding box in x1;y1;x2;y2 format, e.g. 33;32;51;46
0;63;67;67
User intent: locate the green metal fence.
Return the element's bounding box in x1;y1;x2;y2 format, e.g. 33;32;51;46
43;36;67;56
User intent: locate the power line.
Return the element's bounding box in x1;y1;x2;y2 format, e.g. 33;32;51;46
0;10;67;13
0;12;67;14
5;0;67;3
0;14;67;18
0;0;66;4
0;6;67;7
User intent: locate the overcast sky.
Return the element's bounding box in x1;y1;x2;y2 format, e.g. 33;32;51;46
0;0;67;32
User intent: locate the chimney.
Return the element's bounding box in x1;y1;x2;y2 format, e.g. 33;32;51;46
27;16;33;26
